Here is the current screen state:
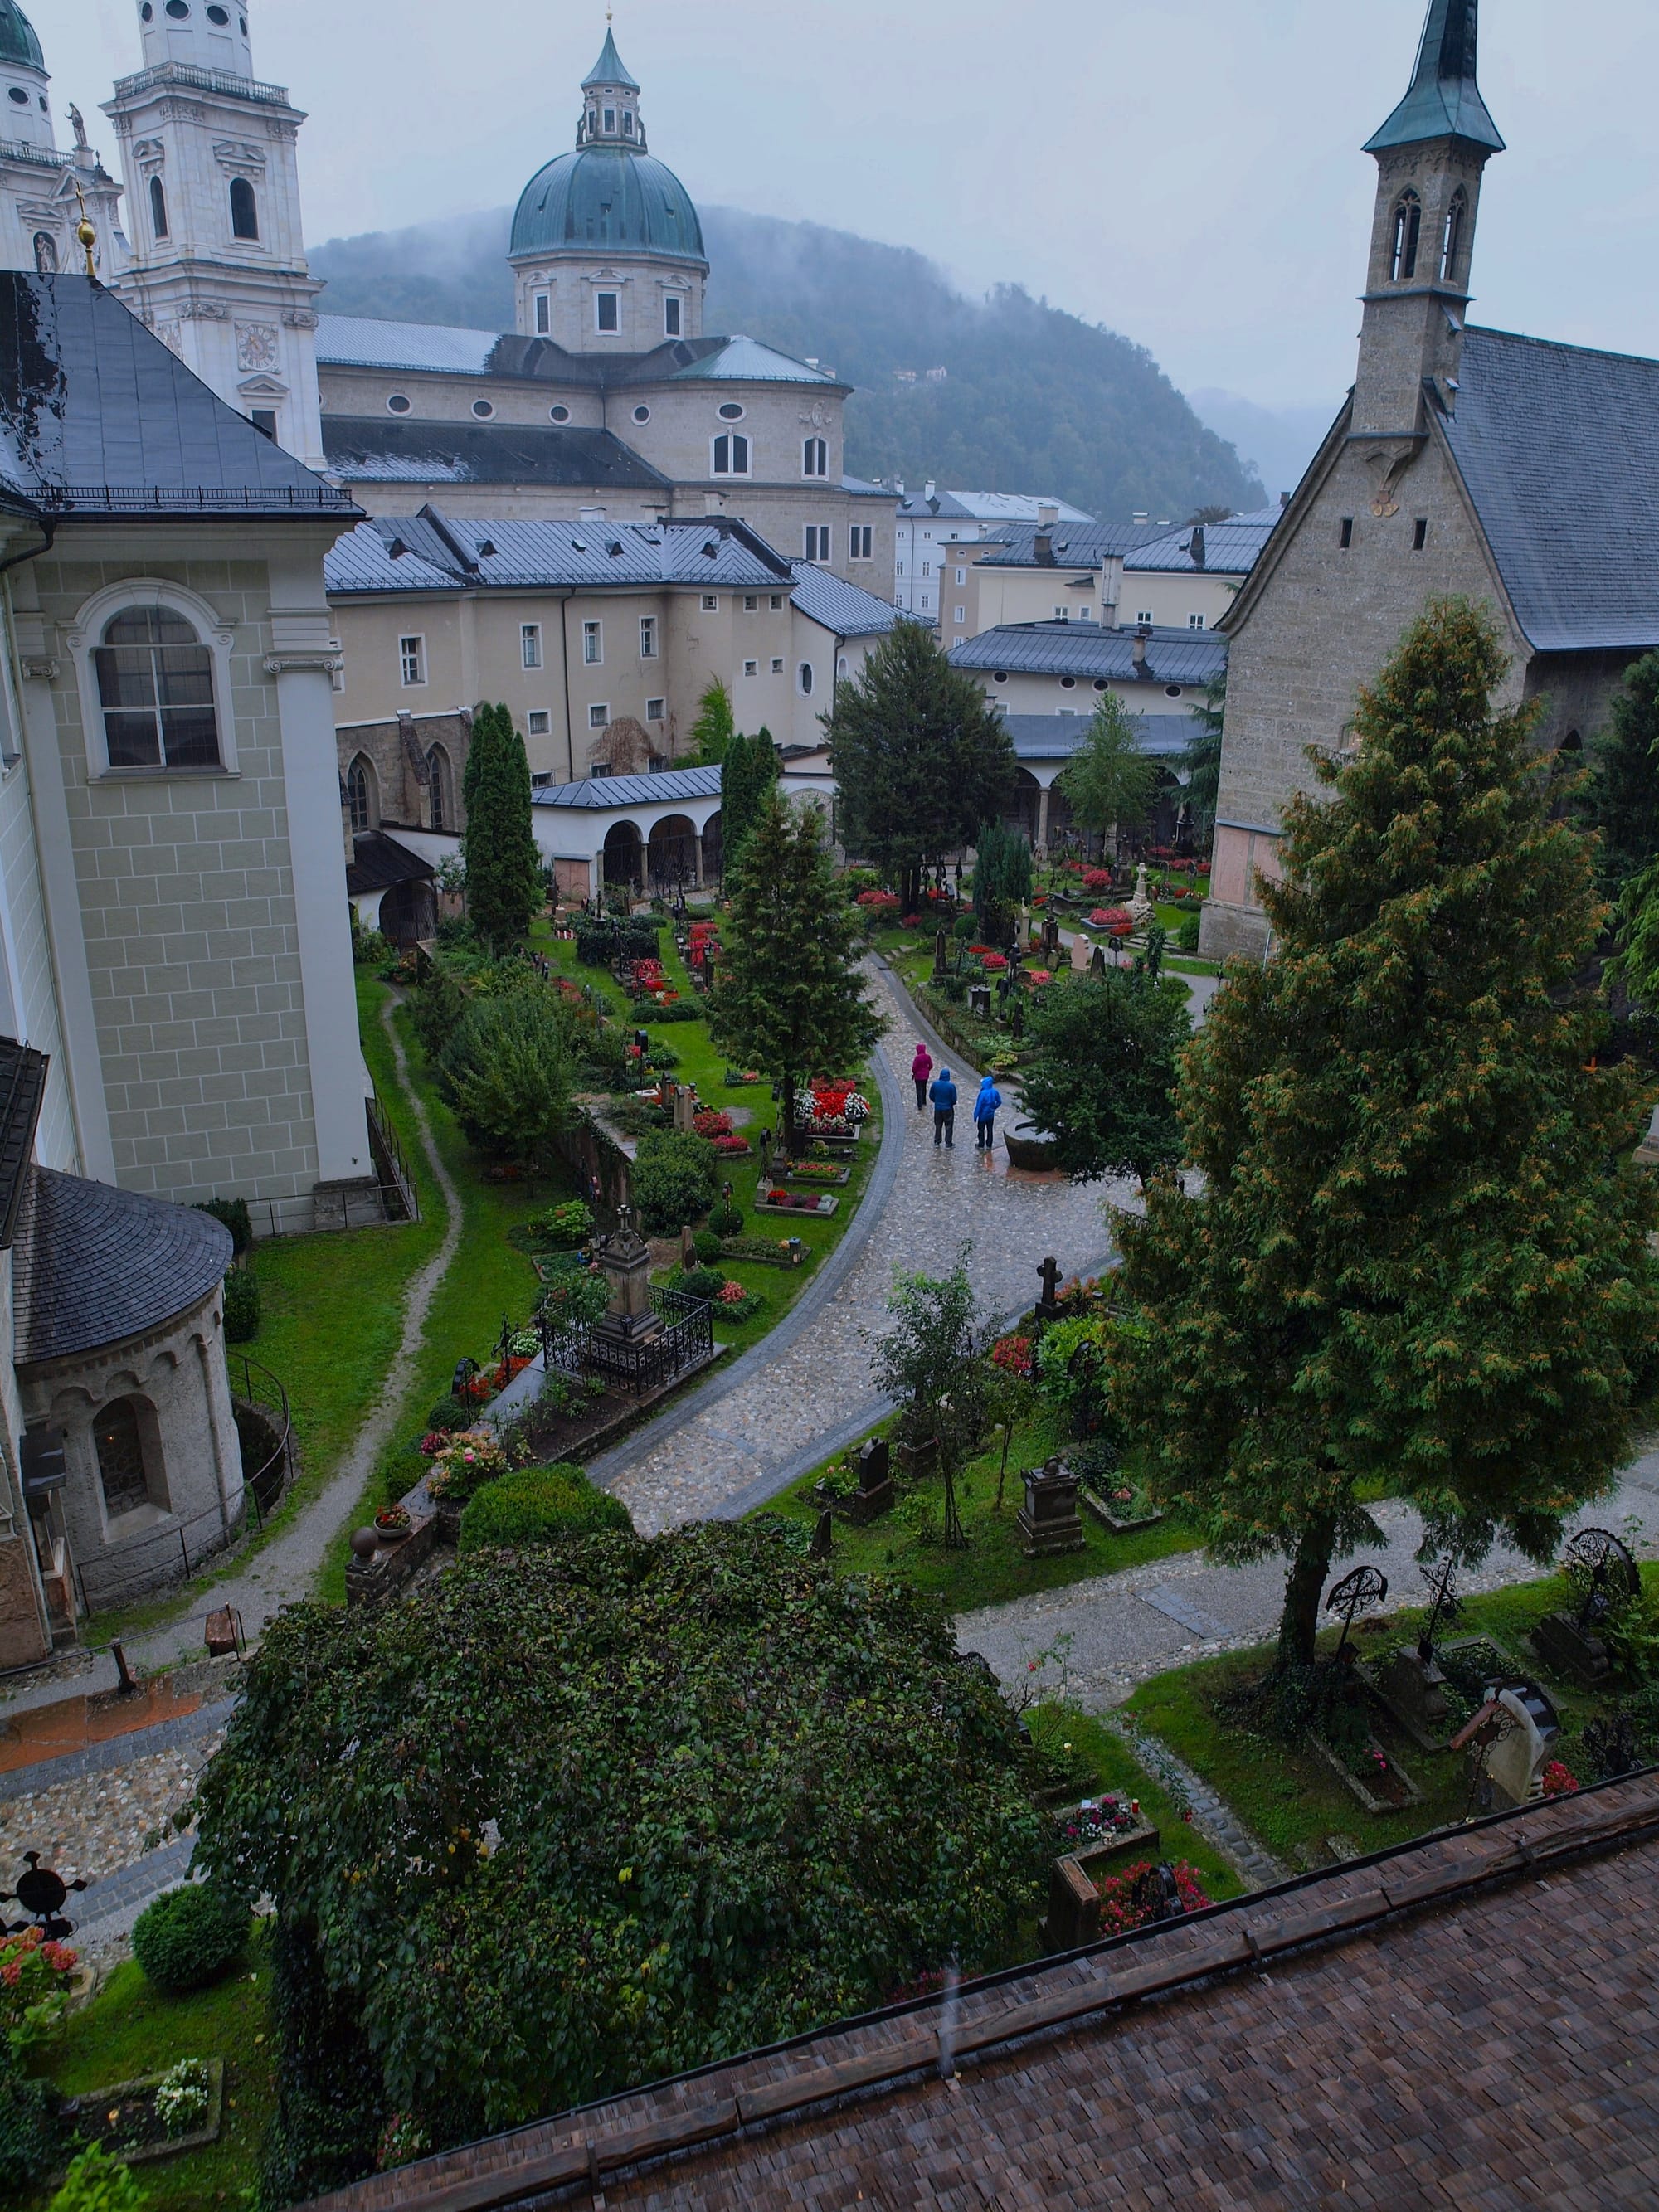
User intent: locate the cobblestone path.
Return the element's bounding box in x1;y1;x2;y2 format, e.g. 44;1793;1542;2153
599;959;1127;1532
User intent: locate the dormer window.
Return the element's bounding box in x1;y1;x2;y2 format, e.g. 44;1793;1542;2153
1390;189;1421;281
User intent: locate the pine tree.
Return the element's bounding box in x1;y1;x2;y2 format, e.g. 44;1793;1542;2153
709;789;885;1151
1020;970;1190;1187
690;678;736;766
1579;649;1659;899
719;727;778;878
1057;693;1158;856
825;620;1015;910
1180;676;1226;846
462;702;543;951
1111;600;1659;1670
971;819;1032;946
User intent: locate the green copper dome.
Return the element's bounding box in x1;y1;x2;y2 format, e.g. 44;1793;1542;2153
0;0;45;71
510;145;706;267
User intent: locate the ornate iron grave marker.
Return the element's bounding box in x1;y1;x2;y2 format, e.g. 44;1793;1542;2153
1326;1564;1389;1663
2;1851;87;1940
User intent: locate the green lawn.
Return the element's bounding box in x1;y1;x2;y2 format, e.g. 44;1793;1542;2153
1039;1706;1246;1906
1128;1569;1628;1867
22;1945;274;2210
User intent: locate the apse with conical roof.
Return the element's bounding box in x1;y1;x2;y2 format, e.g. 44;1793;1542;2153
1352;0;1505;438
508;28;707;351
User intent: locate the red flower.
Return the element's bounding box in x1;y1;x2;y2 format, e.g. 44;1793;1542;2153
1541;1761;1579;1797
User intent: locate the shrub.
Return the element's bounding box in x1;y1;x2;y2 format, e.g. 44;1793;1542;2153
674;1266;726;1301
132;1880;249;1995
0;1927;80;2047
424;1393;474;1435
1175;910;1202;954
630;1130;719;1235
222;1266;260;1344
47;2142;148;2212
952;913;980;941
708;1200;745;1237
0;2054;60;2190
457;1464;633;1556
350;915;392;967
154;2059;212;2137
693;1229;724;1264
630;998;703;1023
195;1196;251;1256
527;1199;594;1248
439;992;576;1162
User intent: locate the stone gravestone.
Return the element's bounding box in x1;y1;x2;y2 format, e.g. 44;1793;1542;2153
672;1082;699;1135
593;1204;661;1349
1089;944;1107;977
1041;913;1062;962
1035;1255;1063;1321
1043;1855;1100;1952
969;982;993;1020
850;1435;893;1524
1452;1681;1560;1811
809;1510;834;1560
933;927;949;980
1018;1455;1085;1558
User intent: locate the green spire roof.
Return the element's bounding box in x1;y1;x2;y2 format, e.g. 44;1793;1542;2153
1365;0;1504;155
582;28;639;92
0;0;45;72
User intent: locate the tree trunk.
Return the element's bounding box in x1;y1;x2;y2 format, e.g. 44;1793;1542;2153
1277;1514;1339;1673
781;1067;797;1159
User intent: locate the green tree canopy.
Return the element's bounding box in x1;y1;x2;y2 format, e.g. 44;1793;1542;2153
461;702;542;950
192;1524;1044;2195
438;988;575;1162
825;621;1015;909
864;1252;989;1544
690;677;736;766
709;790;884;1147
1057;693;1158;854
718;727;779;877
1576;649;1659;899
1019;971;1190;1188
971;818;1033;946
1180;678;1225;846
1111;600;1659;1668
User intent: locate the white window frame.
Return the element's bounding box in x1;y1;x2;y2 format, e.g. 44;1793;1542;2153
1187;613;1207;630
804;524;832;563
534;292;550;334
66;577;241;779
582;620;603;666
664;294;682;338
701;593;719;612
743;659;758;678
711;433;751;477
954;607;966;625
400;633;426;688
802;435;828;479
639;615;657;659
769;593;784;610
954;566;966;586
594;289;620;334
646;697;665;722
521;622;542;670
1135;610;1154;626
527;708;551;736
849;526;873;562
797;661;815;697
589;702;610;729
771;656;784;674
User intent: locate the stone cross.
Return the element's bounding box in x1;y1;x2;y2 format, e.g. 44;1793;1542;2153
1036;1255;1063;1319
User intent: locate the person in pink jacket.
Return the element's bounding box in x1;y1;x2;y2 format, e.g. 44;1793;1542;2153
911;1043;933;1112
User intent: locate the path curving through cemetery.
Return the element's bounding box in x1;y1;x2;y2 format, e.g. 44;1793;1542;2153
595;959;1126;1531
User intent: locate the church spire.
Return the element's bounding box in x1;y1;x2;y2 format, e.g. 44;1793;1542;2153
577;26;645;149
1365;0;1505;156
582;27;640;95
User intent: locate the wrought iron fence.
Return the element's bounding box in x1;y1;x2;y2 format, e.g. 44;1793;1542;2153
73;1498;241;1616
535;1282;713;1398
366;1081;419;1221
230;1352;293;1524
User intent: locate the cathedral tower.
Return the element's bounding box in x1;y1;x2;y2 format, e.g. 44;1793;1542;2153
0;0;124;280
508;30;708;352
104;0;324;467
1352;0;1504;437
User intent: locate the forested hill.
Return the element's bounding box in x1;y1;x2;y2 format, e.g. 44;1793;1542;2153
309;205;1262;523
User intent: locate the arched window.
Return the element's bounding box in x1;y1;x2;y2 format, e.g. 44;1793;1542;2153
798;662;814;698
1440;188;1467;283
802;436;828;479
148;175;169;241
1390;189;1422;281
346;754;376;832
31;231;56;274
426;743;452;831
712;433;750;476
93;605;219;769
94;1395;157;1519
229;176;259;241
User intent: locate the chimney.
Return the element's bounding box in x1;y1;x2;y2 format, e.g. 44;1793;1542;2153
1034;523;1053;564
1132;510;1149;526
923;479;937;503
1132;622;1151;674
579;504;606;523
1037;501;1059;529
1190;525;1207;570
894;479;905;498
703;491;726;517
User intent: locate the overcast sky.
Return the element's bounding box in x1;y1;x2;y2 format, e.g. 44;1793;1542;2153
43;0;1659;415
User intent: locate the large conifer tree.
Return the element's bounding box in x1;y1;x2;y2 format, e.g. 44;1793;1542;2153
709;790;883;1150
462;702;543;950
1112;601;1659;1668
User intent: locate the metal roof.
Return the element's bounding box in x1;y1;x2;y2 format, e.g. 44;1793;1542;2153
1123;516;1279;575
949;621;1228;685
533;762;723;811
788;561;902;639
0;0;42;70
316;315;504;377
583;27;640;90
12;1166;232;1365
1000;712;1200;762
1365;0;1504;156
509;146;706;267
1440;326;1659;654
325;510;793;597
975;521;1170;569
346;832;435;897
897;490;1095;523
321;416;670;491
670;336;839;386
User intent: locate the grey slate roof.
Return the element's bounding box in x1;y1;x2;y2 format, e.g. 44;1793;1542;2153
533;763;722;811
669;337;841;386
1443;327;1659;654
314;319;849;396
346;832;435;897
1124;515;1280;576
12;1167;231;1366
321;416;670;492
0;274;357;515
1000;712;1200;761
896;489;1094;524
326;510;793;596
975;521;1170;569
950;621;1228;686
0;1037;46;1251
787;561;902;639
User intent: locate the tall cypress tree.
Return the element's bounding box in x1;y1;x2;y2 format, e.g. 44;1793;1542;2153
1111;601;1659;1669
720;727;778;878
1579;649;1659;898
463;702;543;951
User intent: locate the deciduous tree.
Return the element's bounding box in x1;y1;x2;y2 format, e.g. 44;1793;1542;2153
1111;600;1659;1670
1019;972;1190;1188
689;677;736;766
1057;693;1157;858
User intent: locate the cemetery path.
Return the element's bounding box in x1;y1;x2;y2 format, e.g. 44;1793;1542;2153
596;959;1126;1532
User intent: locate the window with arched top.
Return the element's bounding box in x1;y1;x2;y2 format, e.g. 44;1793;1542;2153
94;1394;161;1519
346;755;377;832
1440;188;1467;283
802;436;828;479
426;743;452;831
32;231;56;273
148;175;168;241
93;605;220;769
1391;189;1422;281
712;433;751;476
229;176;259;241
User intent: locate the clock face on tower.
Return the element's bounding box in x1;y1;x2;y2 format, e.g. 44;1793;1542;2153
236;321;279;371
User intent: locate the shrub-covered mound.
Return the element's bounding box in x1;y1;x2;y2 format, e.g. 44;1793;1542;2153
193;1522;1044;2198
131;1879;250;1994
457;1462;632;1554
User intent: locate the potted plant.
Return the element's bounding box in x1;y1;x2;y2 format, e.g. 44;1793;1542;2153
374;1504;412;1544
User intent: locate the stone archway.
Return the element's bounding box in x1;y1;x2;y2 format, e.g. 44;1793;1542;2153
647;813;699;894
603;819;643;891
700;809;723;884
1006;768;1042;846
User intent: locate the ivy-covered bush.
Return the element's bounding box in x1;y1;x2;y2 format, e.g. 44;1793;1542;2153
132;1880;250;1994
192;1523;1044;2187
0;2054;60;2189
692;1228;725;1264
195;1196;252;1257
672;1266;726;1302
222;1266;260;1344
457;1464;633;1556
629;1130;719;1234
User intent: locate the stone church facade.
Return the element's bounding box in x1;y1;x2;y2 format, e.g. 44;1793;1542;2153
1203;0;1659;960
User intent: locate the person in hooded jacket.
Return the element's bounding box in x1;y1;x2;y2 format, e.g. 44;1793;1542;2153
911;1043;933;1112
929;1067;958;1148
973;1072;1003;1151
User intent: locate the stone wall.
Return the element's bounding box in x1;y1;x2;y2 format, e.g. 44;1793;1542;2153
337;710;472;836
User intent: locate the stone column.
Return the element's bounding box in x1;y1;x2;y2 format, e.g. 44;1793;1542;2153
1036;783;1051;855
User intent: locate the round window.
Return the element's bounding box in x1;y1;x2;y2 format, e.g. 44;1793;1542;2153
139;1;153;17
992;671;1008;685
549;405;571;424
1165;684;1184;698
632;404;650;424
1059;676;1077;690
387;393;411;415
7;86;27;104
472;399;494;421
165;1;190;18
718;401;745;421
1092;678;1108;692
206;2;229;19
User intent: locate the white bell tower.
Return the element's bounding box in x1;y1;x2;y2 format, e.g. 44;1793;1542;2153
0;0;125;280
103;0;324;469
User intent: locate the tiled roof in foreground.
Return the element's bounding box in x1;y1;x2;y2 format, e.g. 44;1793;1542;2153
306;1772;1659;2211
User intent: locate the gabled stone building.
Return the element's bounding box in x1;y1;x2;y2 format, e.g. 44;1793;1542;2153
1203;0;1659;960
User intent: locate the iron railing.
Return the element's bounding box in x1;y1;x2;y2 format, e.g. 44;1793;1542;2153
537;1282;713;1398
32;486;358;514
366;1082;419;1221
230;1352;293;1522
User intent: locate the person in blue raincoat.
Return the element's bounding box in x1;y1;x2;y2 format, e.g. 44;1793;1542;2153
972;1072;1003;1152
928;1066;958;1149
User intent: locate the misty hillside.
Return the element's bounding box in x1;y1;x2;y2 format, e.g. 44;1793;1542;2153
310;206;1262;523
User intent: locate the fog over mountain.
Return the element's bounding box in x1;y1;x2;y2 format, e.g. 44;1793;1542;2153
310;205;1265;524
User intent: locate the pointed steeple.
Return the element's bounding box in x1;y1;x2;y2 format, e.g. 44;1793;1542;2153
1365;0;1505;155
583;28;640;93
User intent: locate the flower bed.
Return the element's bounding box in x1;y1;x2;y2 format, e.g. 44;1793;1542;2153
1306;1728;1425;1815
1092;1860;1210;1933
786;1159;851;1186
756;1188;839;1217
714;1281;766;1325
990;1333;1034;1379
692;1109;734;1138
1079;1479;1164;1534
423;1427;517;1500
61;2058;224;2167
720;1234;807;1267
710;1134;752;1155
